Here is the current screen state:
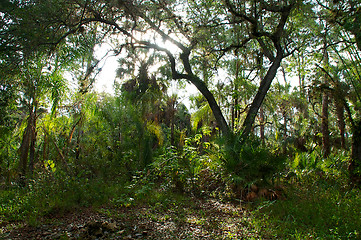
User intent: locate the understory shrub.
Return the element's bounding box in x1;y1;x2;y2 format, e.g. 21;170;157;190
150;129;221;193
219;135;286;189
0;168;126;224
289;147;350;181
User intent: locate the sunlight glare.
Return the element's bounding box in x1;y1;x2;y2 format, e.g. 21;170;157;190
94;30;182;94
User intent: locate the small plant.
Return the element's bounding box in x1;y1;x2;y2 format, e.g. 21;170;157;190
219;134;286;190
288;147;350;184
150;128;215;193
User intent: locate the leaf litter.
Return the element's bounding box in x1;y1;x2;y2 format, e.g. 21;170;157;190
1;197;262;239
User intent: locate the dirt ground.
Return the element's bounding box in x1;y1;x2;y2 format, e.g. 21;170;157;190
1;197;263;239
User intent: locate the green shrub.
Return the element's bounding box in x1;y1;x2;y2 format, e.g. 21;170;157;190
0;187;32;222
150;129;216;193
219;135;286;188
0;167;127;224
288;148;350;185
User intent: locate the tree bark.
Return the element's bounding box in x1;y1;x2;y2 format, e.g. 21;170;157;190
18;103;37;182
18;114;31;179
28;101;37;175
43;130;48;163
232;60;241;130
282;108;288;154
336;102;346;149
321;91;330;157
350;120;361;186
321;41;330;158
241;51;283;140
259;106;265;145
172;51;232;137
188;74;232;137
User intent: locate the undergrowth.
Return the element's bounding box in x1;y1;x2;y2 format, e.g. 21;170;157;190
251;173;361;239
0;170;126;226
1;138;361;239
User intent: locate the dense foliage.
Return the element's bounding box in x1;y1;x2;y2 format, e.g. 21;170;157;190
1;0;361;238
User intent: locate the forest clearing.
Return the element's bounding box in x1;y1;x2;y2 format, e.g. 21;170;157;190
1;0;361;239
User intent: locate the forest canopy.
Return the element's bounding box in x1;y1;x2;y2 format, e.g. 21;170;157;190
1;0;361;239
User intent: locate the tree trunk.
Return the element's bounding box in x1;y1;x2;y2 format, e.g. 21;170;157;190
28;122;36;175
18;102;38;182
283;109;288;154
321;41;330;158
232;82;237;131
336;102;346;149
186;73;232;137
231;104;235;130
321;91;330;157
258;56;266;145
169;97;176;146
18;114;31;179
241;51;283;140
233;60;241;130
259;106;265;145
168;51;232;137
347;12;361;186
350;120;361;186
28;101;37;175
43;130;48;163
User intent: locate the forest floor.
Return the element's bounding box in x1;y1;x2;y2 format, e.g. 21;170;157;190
2;176;360;239
1;195;263;239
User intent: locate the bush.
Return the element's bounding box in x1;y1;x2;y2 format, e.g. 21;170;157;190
0;167;126;225
150;129;218;193
219;135;286;189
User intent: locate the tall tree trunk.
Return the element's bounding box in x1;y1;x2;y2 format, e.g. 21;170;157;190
18;102;36;184
18;114;31;179
28;101;38;175
175;50;231;136
169;97;176;146
350;120;361;186
346;12;361;186
185;73;231;137
241;50;283;140
321;40;331;158
232;60;241;130
259;106;265;145
282;109;288;154
231;104;235;130
258;56;266;145
336;102;346;149
43;130;48;163
321;91;330;157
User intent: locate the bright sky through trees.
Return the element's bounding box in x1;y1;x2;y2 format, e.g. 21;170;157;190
2;1;361;238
